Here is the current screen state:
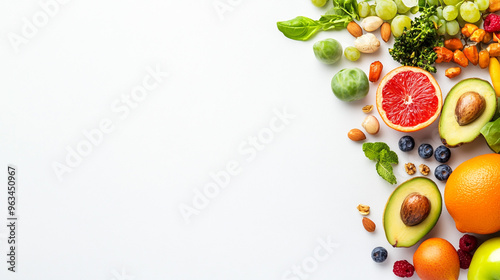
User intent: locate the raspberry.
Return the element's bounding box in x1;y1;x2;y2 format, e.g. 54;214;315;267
458;249;473;269
393;260;415;278
484;13;500;33
459;234;478;253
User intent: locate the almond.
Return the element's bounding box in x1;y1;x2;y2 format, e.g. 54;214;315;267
348;128;366;141
362;217;376;232
380;22;391;43
347;21;363;38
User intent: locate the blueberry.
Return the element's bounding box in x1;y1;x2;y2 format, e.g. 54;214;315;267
371;246;388;263
434;145;451;163
418;144;434;159
398;136;415;152
435;164;453;181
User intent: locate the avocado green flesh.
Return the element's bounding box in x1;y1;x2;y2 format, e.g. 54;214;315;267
383;177;442;248
439;78;497;147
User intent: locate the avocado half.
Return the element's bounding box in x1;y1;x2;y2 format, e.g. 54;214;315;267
439;78;497;147
383;177;442;248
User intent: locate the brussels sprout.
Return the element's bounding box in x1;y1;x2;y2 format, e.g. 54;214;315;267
331;68;369;102
313;38;343;64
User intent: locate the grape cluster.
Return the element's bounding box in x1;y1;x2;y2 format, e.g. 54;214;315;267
428;0;489;36
358;0;416;38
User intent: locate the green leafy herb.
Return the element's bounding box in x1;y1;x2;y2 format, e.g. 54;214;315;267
380;149;398;165
276;0;359;41
480;117;500;153
388;5;443;73
362;142;399;184
362;142;390;161
376;161;397;185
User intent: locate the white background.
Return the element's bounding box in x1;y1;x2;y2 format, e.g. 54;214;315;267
0;0;498;279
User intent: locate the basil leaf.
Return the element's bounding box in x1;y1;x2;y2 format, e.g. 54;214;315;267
276;16;322;41
376;161;397;184
318;14;352;31
480;117;500;153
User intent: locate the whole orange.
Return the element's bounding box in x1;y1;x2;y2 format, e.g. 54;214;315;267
444;153;500;234
413;238;460;280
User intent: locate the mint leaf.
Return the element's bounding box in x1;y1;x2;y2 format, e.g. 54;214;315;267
362;142;398;184
480;118;500;153
362;142;390;161
380;149;399;165
376;161;397;184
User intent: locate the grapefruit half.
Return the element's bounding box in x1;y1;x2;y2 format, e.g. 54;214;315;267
376;66;442;132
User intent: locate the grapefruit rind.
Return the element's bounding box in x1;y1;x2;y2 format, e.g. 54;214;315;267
376;66;443;132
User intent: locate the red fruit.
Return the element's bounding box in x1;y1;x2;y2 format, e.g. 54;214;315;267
484;14;500;33
376;66;442;132
459;234;478;253
393;260;415;278
457;249;473;269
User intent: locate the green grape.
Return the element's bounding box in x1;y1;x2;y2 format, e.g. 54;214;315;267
429;15;440;24
446;20;460;35
443;0;461;5
358;2;371;17
475;0;489;10
376;0;398;20
344;46;361;61
394;0;411;13
427;0;439;6
460;2;481;23
436;7;444;19
443;5;458;21
369;4;378;16
410;5;419;13
456;8;466;26
311;0;328;7
391;15;412;37
473;17;483;27
437;19;447;35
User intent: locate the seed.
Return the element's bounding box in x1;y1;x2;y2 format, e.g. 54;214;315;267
405;163;416;175
348;128;366;141
362;115;380;135
362;217;376;232
362;105;373;113
357;204;370;215
419;164;430;176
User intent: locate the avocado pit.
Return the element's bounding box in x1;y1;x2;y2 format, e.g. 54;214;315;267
400;192;431;226
455;91;486;126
